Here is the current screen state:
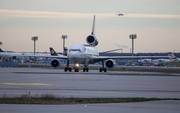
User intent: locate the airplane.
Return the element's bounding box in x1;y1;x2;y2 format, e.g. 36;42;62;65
138;59;153;66
116;12;124;16
168;52;180;62
0;49;26;61
138;52;180;66
0;48;52;63
47;15;170;72
152;52;180;66
151;59;170;66
22;15;169;72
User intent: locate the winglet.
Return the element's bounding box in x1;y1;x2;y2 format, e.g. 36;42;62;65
49;47;58;56
91;15;95;35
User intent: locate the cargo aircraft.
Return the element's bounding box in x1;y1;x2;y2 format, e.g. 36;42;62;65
23;15;168;72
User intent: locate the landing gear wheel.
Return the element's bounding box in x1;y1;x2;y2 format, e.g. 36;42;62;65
64;68;67;72
83;68;89;72
104;68;107;72
99;68;102;72
69;68;72;72
99;68;107;72
75;69;79;72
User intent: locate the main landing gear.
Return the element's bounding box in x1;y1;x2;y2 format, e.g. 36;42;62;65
64;60;72;72
83;67;89;72
99;61;107;72
64;61;107;72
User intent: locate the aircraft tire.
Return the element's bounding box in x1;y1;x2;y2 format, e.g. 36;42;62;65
99;68;102;72
69;68;72;72
104;68;107;72
75;69;79;72
64;68;67;72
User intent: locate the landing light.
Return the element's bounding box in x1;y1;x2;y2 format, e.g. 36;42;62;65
75;63;79;67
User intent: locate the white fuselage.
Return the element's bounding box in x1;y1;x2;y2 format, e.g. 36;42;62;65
0;52;51;60
152;59;170;66
67;44;99;65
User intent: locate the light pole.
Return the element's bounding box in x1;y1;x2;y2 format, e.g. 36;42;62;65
62;35;67;54
129;34;137;56
31;36;38;55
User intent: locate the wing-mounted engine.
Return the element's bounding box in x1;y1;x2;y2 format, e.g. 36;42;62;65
51;59;60;68
86;35;98;46
105;59;116;69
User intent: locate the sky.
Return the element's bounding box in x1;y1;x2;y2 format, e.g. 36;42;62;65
0;0;180;53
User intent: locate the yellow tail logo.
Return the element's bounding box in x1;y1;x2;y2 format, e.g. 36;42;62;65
51;50;55;54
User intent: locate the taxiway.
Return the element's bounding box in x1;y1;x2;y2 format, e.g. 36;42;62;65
0;67;180;98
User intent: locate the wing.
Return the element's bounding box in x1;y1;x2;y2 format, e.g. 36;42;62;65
22;54;68;60
93;56;169;62
19;47;68;60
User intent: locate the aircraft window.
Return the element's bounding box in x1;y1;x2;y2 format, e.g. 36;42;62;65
77;49;81;52
69;49;81;52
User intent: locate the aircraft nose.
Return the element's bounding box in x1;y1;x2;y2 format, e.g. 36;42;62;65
68;52;81;58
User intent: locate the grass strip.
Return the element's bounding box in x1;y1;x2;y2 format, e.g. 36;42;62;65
0;94;179;105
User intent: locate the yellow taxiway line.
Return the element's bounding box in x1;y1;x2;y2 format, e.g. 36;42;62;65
0;82;51;85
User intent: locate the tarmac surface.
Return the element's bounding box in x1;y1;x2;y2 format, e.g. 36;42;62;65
1;100;180;113
0;67;180;113
0;67;180;98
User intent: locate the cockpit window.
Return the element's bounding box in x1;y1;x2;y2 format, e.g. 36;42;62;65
69;49;81;52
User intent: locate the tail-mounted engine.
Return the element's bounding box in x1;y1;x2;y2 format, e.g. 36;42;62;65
51;59;60;68
86;35;98;46
105;59;116;69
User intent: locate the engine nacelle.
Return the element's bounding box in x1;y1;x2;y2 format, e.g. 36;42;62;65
51;59;60;68
86;35;98;46
105;59;116;69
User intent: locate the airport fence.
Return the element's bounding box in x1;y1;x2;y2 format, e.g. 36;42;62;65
0;61;19;67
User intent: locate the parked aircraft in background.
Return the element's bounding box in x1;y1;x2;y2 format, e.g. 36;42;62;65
0;49;52;63
151;59;170;66
168;52;180;62
138;52;180;66
138;59;152;66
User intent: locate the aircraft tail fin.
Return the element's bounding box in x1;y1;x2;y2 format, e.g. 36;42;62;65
49;47;58;56
167;52;177;59
91;15;95;35
64;47;68;56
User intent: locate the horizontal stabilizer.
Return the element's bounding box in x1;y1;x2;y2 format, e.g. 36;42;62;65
0;48;3;52
99;48;122;54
